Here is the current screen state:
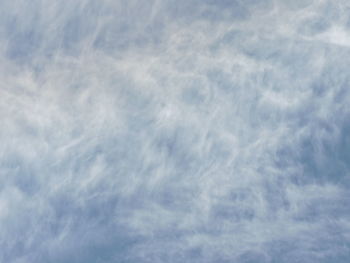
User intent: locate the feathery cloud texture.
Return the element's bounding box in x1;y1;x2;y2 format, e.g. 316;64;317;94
1;0;350;262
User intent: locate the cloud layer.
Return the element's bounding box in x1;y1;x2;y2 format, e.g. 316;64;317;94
1;0;350;262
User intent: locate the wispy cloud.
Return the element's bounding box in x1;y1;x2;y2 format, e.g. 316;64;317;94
0;0;350;262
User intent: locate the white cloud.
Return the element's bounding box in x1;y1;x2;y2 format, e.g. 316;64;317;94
0;0;350;262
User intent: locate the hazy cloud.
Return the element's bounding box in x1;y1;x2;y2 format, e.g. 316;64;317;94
0;0;350;262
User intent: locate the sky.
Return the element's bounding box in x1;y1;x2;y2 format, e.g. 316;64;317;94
0;0;350;262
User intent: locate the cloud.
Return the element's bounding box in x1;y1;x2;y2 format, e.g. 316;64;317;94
0;0;350;262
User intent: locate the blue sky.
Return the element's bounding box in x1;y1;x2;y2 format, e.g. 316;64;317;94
0;0;350;262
